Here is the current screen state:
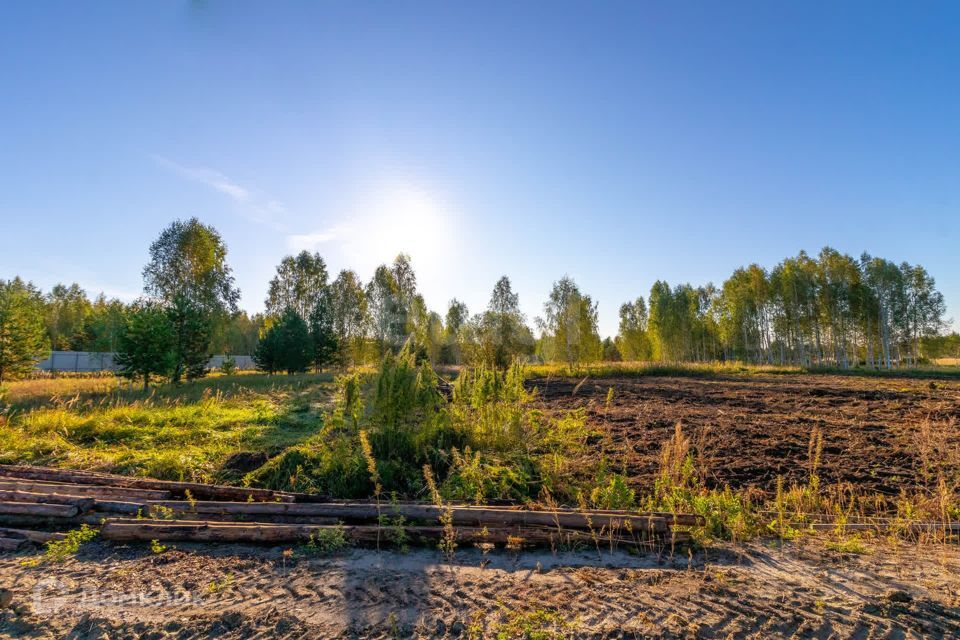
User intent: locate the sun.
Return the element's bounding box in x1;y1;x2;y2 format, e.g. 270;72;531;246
350;179;457;273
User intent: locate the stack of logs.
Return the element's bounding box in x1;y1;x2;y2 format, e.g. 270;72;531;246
0;464;700;550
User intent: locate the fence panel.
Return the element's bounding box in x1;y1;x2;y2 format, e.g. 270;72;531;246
36;352;255;373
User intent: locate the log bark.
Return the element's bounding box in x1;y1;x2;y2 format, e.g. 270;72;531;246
0;527;65;543
0;489;95;512
0;479;171;501
90;500;148;515
0;465;292;503
146;501;669;533
0;502;78;518
0;515;84;528
0;537;26;551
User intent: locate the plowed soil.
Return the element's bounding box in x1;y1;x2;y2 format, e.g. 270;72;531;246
533;374;960;495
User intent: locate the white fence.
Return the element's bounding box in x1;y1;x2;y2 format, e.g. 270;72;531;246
36;351;256;373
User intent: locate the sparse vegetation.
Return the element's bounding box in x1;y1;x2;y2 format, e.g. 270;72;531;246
303;525;350;556
22;524;98;566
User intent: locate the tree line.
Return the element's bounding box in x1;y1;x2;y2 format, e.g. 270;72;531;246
616;248;948;368
1;219;956;385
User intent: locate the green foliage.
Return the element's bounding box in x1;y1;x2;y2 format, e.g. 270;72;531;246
302;525;350;556
461;277;534;368
244;439;371;496
0;278;49;384
617;297;651;361
45;283;92;351
538;276;601;365
82;294;129;354
626;247;947;370
488;606;580;640
442;447;533;503
254;307;313;374
328;270;369;367
115;302;176;390
24;525;98;565
308;291;339;372
142;217;240;315
167;295;212;383
589;470;636;510
265;251;329;320
0;373;331;482
219;355;237;375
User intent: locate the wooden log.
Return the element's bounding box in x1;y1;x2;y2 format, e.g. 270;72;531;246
0;490;95;512
0;515;84;529
0;465;292;503
100;520;680;546
0;479;171;501
89;500;147;515
0;502;78;518
162;512;340;525
0;527;65;543
0;537;26;551
146;501;669;533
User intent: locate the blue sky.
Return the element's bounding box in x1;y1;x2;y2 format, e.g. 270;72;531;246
1;1;957;338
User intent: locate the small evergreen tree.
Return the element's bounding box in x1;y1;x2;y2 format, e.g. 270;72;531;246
115;302;175;390
167;295;211;383
253;324;281;374
254;308;312;374
0;279;49;384
309;292;339;373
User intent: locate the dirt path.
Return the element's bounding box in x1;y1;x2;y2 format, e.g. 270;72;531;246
2;539;959;638
535;374;960;493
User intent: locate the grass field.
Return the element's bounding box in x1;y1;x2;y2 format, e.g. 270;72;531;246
2;360;958;544
0;373;335;482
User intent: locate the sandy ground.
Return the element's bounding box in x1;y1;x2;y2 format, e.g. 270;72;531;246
2;538;959;639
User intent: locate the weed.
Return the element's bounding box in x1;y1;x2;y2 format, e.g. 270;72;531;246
825;536;869;554
149;504;177;520
303;525;350;556
490;605;580;639
205;573;234;594
424;464;457;559
22;525;98;566
150;539;168;554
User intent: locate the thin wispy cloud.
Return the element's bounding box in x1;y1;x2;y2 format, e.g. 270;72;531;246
151;154;285;229
286;224;351;252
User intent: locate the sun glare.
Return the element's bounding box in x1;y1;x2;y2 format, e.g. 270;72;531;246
346;180;457;273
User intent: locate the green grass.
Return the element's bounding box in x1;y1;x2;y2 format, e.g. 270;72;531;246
0;373;335;482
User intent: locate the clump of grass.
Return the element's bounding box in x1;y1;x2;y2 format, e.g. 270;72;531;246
485;605;580;640
825;535;869;554
205;573;234;594
303;525;350;556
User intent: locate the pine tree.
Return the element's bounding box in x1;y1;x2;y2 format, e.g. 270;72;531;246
254;308;312;374
167;295;212;382
0;279;49;384
115;302;175;390
309;292;339;372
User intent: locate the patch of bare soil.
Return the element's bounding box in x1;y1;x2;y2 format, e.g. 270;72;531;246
534;374;960;494
2;540;959;638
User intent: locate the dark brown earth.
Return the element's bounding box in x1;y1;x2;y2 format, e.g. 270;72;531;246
533;374;960;495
